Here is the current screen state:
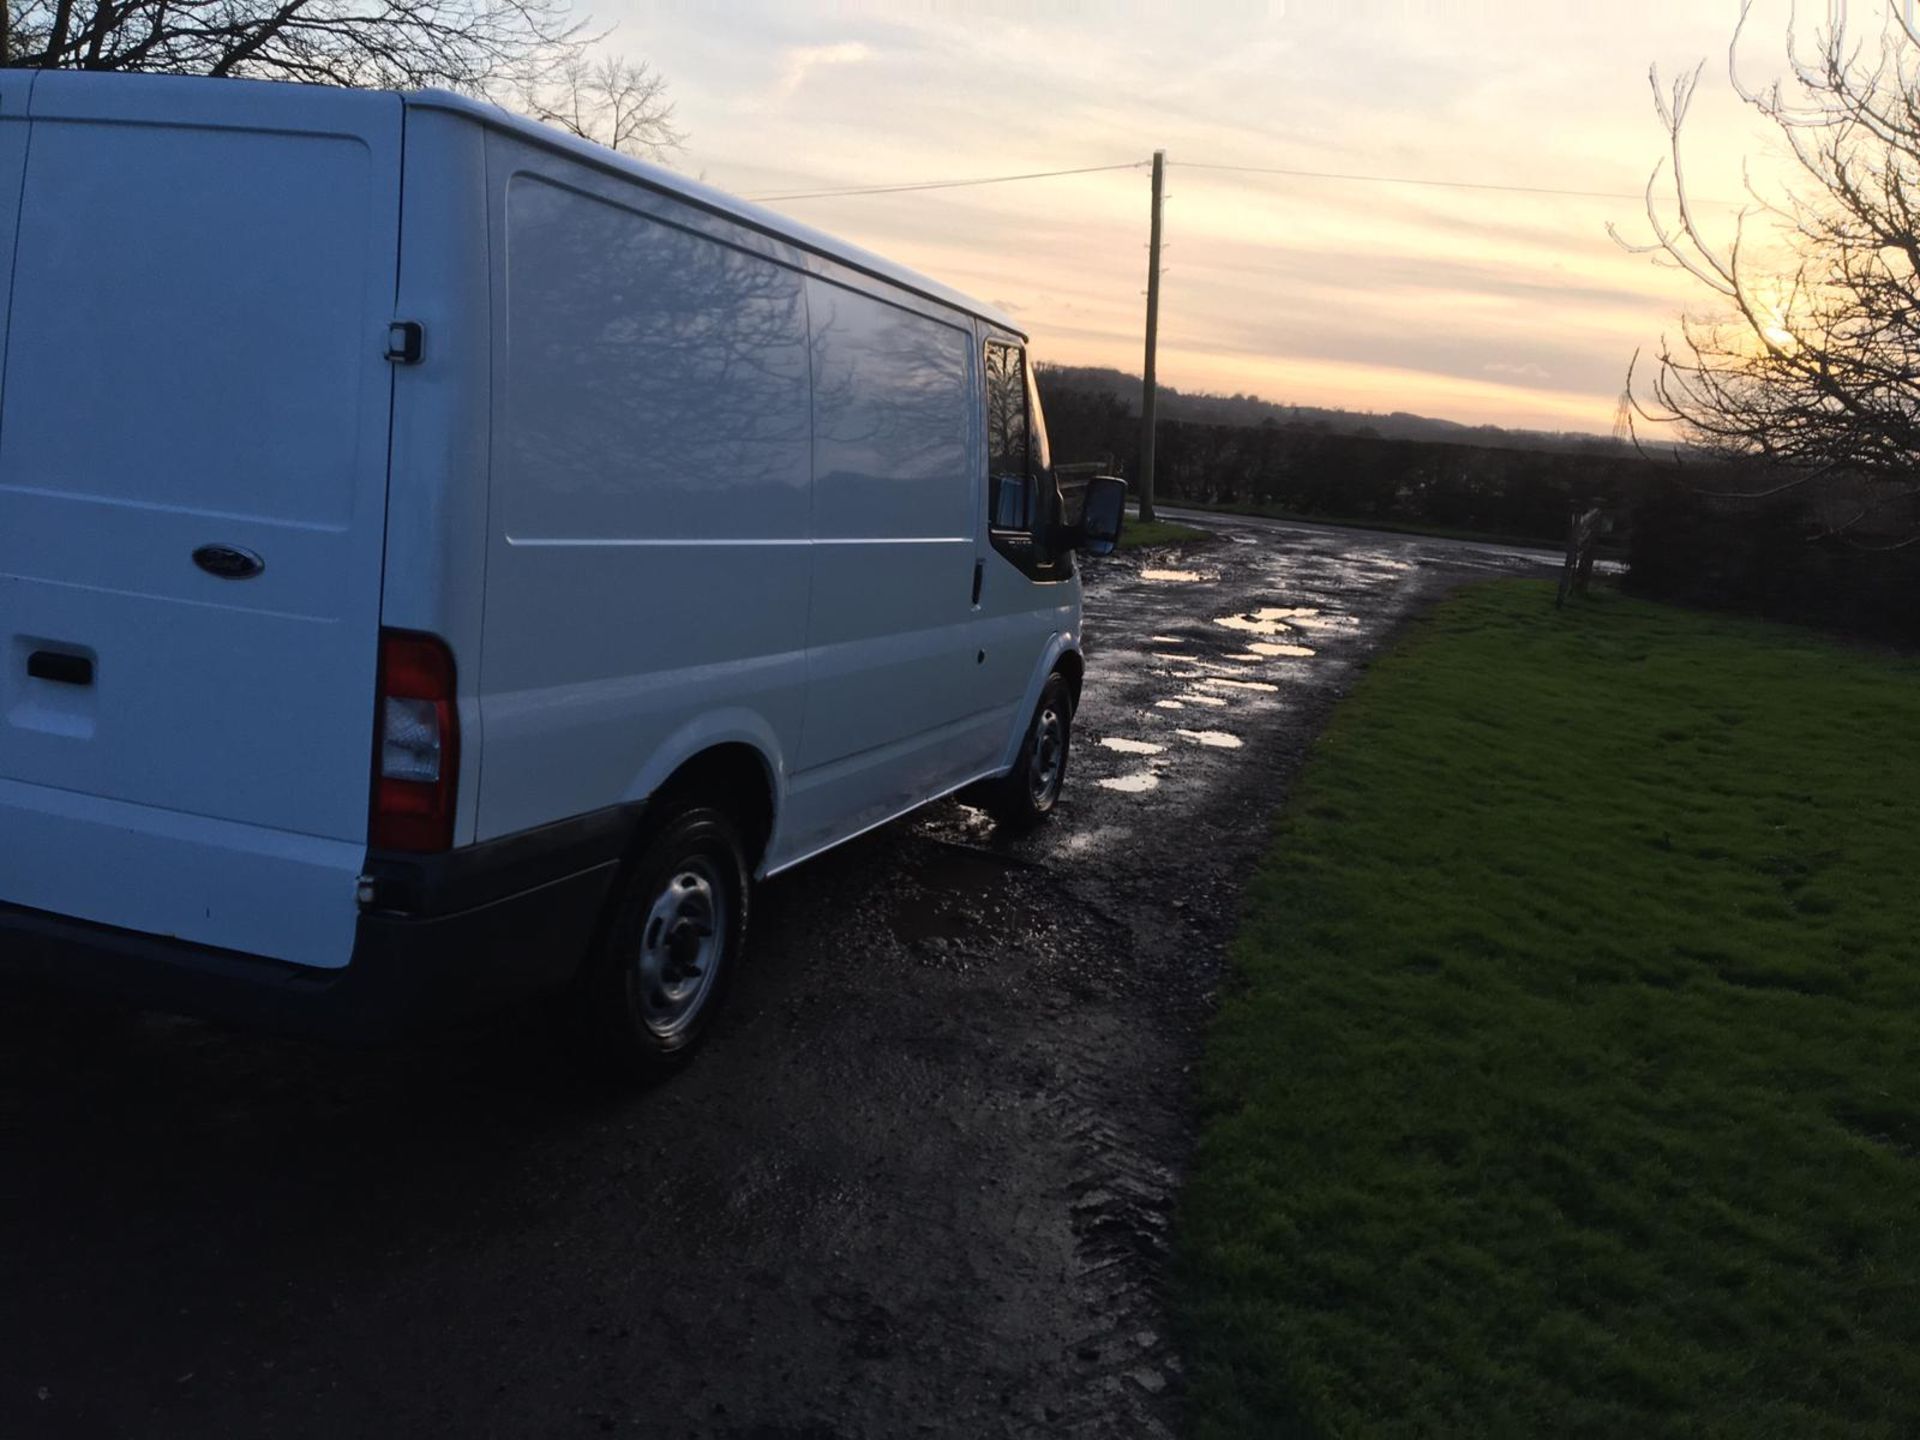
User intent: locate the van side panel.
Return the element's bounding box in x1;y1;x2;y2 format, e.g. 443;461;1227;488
477;139;812;842
779;279;1003;861
0;75;402;969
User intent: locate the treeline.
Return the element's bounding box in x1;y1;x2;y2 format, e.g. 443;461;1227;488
1039;377;1661;547
1041;364;1647;455
1625;484;1920;648
1040;370;1919;645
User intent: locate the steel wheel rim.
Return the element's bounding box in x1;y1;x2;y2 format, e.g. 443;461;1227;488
1029;706;1066;807
634;855;728;1039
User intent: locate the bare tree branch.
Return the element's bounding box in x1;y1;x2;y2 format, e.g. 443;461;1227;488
1616;4;1920;543
4;0;684;161
518;51;681;159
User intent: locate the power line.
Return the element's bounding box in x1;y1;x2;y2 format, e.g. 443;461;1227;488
1175;159;1714;204
747;161;1149;203
747;156;1733;207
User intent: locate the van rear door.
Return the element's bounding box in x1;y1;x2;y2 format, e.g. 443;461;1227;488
0;74;403;970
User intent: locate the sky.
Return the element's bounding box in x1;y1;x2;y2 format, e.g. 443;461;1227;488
599;0;1831;434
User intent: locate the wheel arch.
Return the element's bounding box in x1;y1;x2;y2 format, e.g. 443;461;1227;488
996;631;1084;772
619;714;786;876
641;743;778;874
1053;647;1085;712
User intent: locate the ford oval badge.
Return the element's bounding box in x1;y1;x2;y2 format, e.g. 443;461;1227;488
192;543;265;580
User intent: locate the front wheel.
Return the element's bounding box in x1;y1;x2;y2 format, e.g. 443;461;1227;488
983;672;1074;831
571;805;748;1079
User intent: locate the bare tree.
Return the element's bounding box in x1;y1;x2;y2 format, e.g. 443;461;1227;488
3;0;682;160
1614;1;1920;544
519;52;681;159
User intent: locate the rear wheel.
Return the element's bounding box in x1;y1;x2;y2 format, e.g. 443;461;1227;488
572;805;748;1079
983;671;1074;831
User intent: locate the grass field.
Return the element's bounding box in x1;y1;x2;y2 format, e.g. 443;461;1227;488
1119;517;1210;550
1178;581;1920;1438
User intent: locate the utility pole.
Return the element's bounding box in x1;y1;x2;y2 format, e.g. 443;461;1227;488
1138;148;1165;524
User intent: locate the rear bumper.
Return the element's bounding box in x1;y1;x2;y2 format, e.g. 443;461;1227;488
0;807;635;1043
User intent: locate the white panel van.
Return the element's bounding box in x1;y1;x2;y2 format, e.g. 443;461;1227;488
0;72;1125;1071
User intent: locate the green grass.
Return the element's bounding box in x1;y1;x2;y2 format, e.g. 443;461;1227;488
1178;581;1920;1439
1119;518;1210;550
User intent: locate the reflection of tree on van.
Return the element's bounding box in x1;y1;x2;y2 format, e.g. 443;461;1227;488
506;178;813;538
807;282;971;539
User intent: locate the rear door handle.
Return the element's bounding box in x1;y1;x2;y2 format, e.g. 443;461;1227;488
28;650;93;686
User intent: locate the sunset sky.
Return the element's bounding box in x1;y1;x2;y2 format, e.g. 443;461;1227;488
608;1;1823;434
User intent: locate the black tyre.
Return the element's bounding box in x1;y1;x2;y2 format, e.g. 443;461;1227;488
572;805;748;1079
983;671;1074;831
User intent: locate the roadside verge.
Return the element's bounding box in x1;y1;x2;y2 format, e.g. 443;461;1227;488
1176;579;1920;1437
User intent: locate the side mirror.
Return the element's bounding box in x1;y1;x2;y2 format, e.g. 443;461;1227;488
1077;475;1128;556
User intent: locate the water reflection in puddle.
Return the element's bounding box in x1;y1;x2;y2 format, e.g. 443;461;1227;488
1247;641;1316;658
1180;693;1229;707
1215;606;1322;637
1189;662;1254;677
1148;635;1185;644
1098;772;1161;793
1202;677;1280;693
1177;729;1243;749
1100;737;1166;755
1288;611;1358;632
1154;699;1186;710
1141;569;1202;582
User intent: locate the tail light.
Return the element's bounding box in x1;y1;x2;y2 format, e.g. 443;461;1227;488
370;629;459;852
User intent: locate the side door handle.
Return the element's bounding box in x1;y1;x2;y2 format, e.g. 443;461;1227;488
971;559;984;606
28;650;94;686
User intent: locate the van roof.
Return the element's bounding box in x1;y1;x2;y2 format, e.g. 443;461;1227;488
407;88;1024;338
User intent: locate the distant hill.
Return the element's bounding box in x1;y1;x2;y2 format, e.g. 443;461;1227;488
1037;364;1640;458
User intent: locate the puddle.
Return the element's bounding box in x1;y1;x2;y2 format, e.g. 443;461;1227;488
1201;677;1280;693
1100;737;1166;755
1141;569;1202;582
1215;616;1289;638
1180;692;1230;707
1147;635;1186;644
1177;729;1243;749
1247;641;1316;658
1215;606;1321;637
1153;700;1186;710
1098;772;1161;793
1287;613;1354;631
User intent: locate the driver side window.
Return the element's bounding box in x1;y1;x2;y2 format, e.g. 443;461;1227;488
986;341;1033;534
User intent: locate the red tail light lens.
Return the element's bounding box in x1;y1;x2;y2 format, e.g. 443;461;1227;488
370;629;459;852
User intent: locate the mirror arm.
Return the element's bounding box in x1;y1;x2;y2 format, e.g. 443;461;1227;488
1048;520;1088;553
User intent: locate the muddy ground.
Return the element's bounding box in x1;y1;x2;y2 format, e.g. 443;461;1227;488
0;514;1554;1439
